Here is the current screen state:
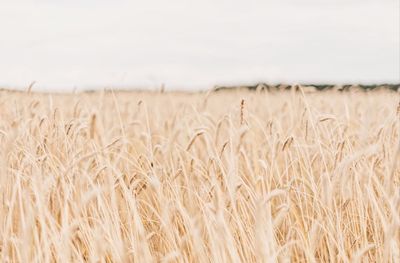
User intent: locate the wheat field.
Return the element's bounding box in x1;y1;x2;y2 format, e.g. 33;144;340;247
0;88;399;262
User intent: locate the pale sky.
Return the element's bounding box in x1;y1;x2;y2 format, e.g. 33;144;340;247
0;0;399;90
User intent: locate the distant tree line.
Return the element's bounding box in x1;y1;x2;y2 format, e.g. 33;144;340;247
213;83;400;92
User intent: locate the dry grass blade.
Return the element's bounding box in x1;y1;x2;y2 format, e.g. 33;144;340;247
186;131;205;151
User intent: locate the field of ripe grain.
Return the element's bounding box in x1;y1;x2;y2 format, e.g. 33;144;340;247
0;89;399;262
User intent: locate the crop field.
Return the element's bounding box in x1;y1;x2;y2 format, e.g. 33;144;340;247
0;88;399;262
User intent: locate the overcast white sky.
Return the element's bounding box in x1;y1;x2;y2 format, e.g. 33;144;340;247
0;0;399;90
